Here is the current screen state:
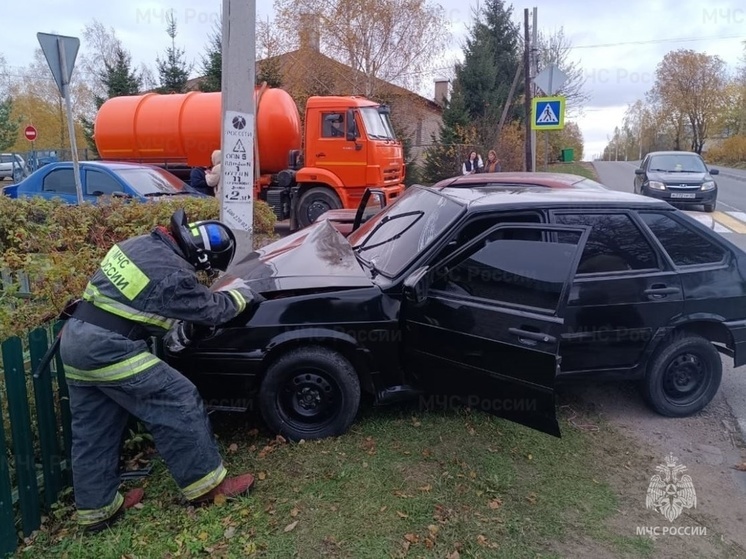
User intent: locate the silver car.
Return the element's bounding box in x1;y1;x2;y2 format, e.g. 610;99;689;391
0;154;27;182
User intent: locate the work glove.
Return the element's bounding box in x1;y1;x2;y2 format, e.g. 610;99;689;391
163;321;213;354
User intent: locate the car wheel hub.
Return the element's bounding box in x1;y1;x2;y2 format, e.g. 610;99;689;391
283;372;336;420
663;354;704;398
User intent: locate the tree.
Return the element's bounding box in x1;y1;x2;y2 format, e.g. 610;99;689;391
78;20;123;104
450;0;524;149
156;11;192;94
535;121;584;163
0;97;20;151
649;49;729;153
80;45;142;156
198;18;222;92
534;27;590;115
273;0;451;96
255;17;284;88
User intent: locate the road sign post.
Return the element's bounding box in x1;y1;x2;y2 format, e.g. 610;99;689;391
533;64;568;170
37;32;83;204
220;0;255;259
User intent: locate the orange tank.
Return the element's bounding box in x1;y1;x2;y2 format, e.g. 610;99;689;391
93;87;302;173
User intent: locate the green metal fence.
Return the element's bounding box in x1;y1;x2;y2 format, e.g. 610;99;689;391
0;321;71;557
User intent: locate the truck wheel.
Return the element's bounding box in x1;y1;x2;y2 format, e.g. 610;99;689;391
640;334;722;417
258;346;361;441
297;187;342;228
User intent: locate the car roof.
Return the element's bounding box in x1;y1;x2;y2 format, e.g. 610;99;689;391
424;183;673;211
432;171;600;189
645;151;701;156
44;161;162;171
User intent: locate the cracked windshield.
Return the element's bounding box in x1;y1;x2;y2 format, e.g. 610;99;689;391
2;0;746;557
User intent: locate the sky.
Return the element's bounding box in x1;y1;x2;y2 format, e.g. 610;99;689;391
2;0;746;161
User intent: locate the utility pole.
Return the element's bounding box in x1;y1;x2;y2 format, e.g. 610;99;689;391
523;9;532;171
530;7;538;173
220;0;255;256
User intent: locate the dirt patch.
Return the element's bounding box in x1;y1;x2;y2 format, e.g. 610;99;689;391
552;376;746;558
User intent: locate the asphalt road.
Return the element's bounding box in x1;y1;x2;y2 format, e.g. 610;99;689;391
592;160;746;437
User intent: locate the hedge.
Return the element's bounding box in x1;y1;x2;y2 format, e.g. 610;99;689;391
0;196;278;339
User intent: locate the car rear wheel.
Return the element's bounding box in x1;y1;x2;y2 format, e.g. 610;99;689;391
258;346;361;441
641;334;722;417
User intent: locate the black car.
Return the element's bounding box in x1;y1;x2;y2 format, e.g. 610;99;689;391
634;150;720;212
164;184;746;441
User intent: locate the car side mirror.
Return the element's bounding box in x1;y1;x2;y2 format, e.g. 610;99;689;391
403;266;430;306
709;168;719;175
634;168;644;175
110;191;132;198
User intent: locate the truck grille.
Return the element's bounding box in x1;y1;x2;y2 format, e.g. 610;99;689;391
383;167;401;182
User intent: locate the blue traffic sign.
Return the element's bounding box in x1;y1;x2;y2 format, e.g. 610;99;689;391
531;96;565;130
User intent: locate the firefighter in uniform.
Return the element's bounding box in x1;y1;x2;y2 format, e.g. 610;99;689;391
59;209;263;532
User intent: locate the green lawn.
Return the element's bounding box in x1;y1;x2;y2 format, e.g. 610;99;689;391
536;161;601;181
19;403;654;559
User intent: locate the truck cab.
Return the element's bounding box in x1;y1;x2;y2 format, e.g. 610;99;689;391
269;96;405;230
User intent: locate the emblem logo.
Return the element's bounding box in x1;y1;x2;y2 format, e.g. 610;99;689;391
646;453;697;522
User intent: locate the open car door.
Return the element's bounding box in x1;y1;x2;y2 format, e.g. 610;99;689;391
401;222;590;437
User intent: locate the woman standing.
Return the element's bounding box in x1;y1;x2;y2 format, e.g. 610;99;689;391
462;151;483;175
483;150;501;173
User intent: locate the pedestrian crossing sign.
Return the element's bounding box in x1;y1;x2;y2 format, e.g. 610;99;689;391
532;96;565;130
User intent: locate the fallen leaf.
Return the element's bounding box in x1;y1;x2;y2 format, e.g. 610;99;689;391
290;508;300;517
488;498;502;510
198;531;209;541
527;453;533;460
224;527;236;539
733;462;746;472
404;533;419;543
397;511;408;519
275;435;287;445
419;484;432;492
446;551;460;559
284;521;299;532
424;538;435;549
228;443;238;453
380;506;388;512
477;535;487;546
214;494;227;506
258;472;267;481
526;493;537;505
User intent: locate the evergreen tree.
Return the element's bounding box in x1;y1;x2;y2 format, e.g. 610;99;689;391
198;21;222;92
256;57;283;88
455;0;523;146
156;11;192;94
80;45;142;157
0;97;20;152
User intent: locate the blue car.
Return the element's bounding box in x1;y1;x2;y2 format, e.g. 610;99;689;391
2;161;206;203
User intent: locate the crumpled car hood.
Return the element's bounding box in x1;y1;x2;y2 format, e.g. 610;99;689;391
211;219;374;295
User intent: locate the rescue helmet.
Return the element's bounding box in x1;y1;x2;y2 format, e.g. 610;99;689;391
169;209;237;272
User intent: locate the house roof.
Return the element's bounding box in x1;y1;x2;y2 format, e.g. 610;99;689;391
185;47;443;114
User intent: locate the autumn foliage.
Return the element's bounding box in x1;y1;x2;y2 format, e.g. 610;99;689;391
0;196;277;339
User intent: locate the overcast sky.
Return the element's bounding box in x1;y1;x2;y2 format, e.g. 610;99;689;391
3;0;746;160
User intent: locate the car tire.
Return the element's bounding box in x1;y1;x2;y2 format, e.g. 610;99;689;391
297;187;342;229
258;346;361;441
704;203;715;213
640;333;722;417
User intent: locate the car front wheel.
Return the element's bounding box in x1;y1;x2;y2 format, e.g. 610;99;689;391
258;346;361;441
641;334;722;417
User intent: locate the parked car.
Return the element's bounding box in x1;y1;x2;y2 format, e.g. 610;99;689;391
315;172;608;236
0;153;27;182
164;183;746;441
633;150;719;212
2;161;204;202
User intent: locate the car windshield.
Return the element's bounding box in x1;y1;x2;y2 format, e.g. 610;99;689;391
360;107;396;140
348;186;464;278
648;154;707;173
114;167;189;195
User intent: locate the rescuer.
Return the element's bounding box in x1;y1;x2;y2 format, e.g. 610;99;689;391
58;208;264;532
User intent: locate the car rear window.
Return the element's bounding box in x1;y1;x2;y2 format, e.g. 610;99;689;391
638;212;726;266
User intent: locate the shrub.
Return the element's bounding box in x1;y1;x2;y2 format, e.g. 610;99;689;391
0;196;278;339
706;135;746;166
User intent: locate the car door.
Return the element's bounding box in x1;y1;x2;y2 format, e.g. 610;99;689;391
402;222;591;437
634;155;648;193
315;110;367;187
548;210;684;374
39;167;79;203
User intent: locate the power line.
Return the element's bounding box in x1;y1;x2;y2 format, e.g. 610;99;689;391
570;34;746;50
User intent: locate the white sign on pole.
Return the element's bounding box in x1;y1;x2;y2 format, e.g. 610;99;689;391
534;63;568;96
221;110;254;234
37;32;84;204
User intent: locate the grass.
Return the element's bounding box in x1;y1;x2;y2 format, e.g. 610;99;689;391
18;402;655;559
536;161;601;181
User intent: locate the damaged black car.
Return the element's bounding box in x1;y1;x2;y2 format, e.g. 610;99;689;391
164;184;746;441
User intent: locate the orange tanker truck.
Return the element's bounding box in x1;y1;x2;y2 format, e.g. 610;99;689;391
92;86;406;229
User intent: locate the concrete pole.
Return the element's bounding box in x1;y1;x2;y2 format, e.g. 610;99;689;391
523;9;532;171
220;0;255;255
531;7;537;173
